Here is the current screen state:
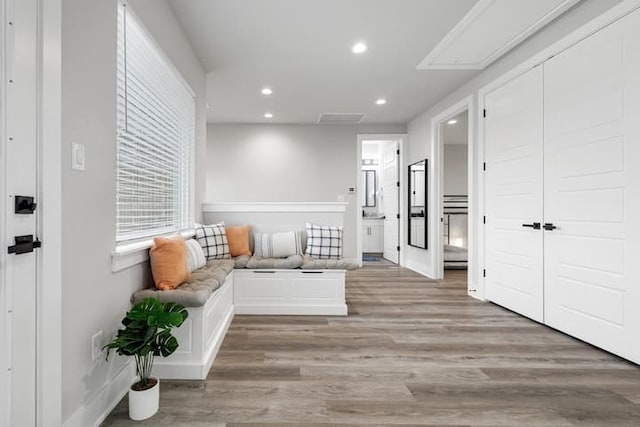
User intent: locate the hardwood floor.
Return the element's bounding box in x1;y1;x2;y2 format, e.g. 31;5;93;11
103;266;640;426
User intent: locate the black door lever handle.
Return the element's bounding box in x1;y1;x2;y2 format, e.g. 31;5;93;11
544;223;557;231
522;222;541;230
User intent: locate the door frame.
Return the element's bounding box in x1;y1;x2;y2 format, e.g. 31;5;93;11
356;134;406;267
430;97;475;292
474;0;640;301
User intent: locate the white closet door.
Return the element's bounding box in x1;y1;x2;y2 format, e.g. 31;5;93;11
543;9;640;363
484;66;544;322
382;142;399;263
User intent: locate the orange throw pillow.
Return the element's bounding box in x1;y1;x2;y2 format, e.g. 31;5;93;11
225;225;252;257
150;237;191;290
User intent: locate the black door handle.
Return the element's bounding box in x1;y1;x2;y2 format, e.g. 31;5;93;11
522;222;541;230
544;223;557;231
7;235;41;255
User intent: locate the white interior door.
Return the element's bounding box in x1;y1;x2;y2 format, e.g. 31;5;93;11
3;0;39;424
382;141;399;263
484;66;544;322
543;9;640;363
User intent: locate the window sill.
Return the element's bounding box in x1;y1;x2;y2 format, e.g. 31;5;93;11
111;229;195;272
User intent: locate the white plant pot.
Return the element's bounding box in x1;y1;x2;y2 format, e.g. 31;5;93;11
128;378;159;421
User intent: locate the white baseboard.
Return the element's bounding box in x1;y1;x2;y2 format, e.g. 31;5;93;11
63;361;135;427
235;304;348;316
404;260;434;279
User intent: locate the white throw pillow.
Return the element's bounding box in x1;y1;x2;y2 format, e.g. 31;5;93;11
254;231;303;258
185;238;206;272
195;222;231;260
305;223;343;259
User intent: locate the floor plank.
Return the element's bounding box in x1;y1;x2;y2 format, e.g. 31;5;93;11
102;266;640;426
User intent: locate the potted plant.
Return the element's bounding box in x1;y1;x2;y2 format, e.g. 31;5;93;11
103;298;188;421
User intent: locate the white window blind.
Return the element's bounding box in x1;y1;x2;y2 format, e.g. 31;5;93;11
116;2;194;243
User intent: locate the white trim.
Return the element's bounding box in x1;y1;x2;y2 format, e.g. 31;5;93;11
0;0;8;424
37;0;62;424
202;201;348;213
474;0;640;301
404;259;433;279
62;361;135;427
111;229;195;272
430;96;474;285
417;0;580;70
356;134;406;268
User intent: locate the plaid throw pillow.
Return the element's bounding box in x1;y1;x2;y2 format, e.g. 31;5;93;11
305;223;343;260
195;223;231;260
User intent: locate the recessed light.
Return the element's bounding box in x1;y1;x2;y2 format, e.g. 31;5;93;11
447;119;458;125
376;98;387;105
261;87;272;95
352;42;367;54
264;113;273;119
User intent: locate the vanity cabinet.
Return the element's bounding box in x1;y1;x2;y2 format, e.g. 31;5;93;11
362;219;384;252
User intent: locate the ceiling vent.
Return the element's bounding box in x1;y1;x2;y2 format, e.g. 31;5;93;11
318;113;366;125
417;0;579;70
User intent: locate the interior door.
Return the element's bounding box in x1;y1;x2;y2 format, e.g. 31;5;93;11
3;0;39;424
543;9;640;363
382;141;399;263
484;65;544;322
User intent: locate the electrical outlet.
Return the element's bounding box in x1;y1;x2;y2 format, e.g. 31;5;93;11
91;330;104;361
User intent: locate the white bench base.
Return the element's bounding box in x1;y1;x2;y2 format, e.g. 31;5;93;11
153;272;234;380
233;269;347;316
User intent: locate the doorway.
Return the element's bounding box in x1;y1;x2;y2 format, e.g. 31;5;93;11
357;135;404;266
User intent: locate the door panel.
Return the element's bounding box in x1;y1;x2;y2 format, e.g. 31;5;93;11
382;142;399;263
543;9;640;363
484;66;544;322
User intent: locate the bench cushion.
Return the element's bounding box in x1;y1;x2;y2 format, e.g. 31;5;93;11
301;256;359;270
246;255;304;269
132;259;235;307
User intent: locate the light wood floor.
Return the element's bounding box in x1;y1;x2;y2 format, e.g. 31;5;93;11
103;266;640;426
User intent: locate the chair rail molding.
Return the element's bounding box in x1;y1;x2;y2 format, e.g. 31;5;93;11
202;201;348;213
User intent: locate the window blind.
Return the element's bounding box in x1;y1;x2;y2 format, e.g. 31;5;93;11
116;2;194;242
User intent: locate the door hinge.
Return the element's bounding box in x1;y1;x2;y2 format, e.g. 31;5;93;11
396;213;400;219
483;269;486;277
396;181;400;187
396;246;400;251
483;162;486;171
483;109;487;118
396;149;400;155
483;216;486;224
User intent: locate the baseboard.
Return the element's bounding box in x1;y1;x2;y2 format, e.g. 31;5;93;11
63;361;135;427
404;260;434;279
235;304;348;316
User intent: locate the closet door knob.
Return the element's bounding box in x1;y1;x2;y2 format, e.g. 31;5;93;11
544;223;557;231
522;222;541;230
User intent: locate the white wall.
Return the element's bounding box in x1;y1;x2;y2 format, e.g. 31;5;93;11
443;145;468;196
207;124;364;257
404;0;622;279
60;0;206;424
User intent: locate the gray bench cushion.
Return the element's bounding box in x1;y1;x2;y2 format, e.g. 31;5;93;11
245;255;304;269
301;256;359;270
233;255;251;269
132;259;235;307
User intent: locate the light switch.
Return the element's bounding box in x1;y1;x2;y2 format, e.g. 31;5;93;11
72;143;85;171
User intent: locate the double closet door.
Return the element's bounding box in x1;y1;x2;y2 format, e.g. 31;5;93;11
485;8;640;364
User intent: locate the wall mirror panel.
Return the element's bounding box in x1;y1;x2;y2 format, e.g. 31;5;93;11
361;170;376;207
408;159;427;248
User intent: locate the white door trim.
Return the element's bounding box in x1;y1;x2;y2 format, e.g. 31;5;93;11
1;1;8;424
430;96;474;289
471;0;640;301
356;134;406;267
37;0;62;424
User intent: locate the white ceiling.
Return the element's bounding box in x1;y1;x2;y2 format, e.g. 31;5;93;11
167;0;480;124
443;111;468;145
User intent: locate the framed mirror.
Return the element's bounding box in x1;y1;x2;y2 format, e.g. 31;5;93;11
408;159;427;248
361;170;376;207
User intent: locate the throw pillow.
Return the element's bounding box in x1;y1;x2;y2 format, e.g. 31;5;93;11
305;223;343;259
149;237;191;290
195;222;231;260
185;238;206;272
225;225;252;257
254;230;303;258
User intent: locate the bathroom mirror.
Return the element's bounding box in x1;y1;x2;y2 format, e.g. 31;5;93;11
361;170;376;207
408;159;427;249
